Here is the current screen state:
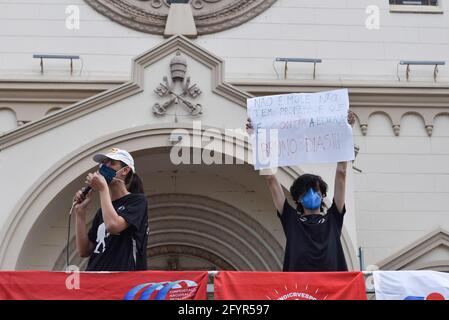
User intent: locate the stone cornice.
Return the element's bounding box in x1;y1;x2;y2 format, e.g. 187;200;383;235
232;79;449;98
1;76;448;145
3;79;448;108
0;81;142;150
0;80;122;104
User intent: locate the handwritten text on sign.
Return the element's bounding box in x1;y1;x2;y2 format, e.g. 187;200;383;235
247;89;354;169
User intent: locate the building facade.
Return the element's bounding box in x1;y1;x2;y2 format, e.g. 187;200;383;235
0;0;448;273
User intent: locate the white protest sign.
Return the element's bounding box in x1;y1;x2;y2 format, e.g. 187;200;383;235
247;89;354;170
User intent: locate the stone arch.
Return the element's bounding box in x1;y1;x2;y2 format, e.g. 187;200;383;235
434;111;449;119
0;107;18;133
401;111;426;123
146;193;283;270
432;113;449;137
54;193;284;271
368;111;393;125
399;112;427;137
147;244;235;271
366;111;395;136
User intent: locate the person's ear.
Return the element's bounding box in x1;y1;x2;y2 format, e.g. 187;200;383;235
119;166;130;177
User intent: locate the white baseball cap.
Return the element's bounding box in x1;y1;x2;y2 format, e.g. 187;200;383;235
93;148;135;173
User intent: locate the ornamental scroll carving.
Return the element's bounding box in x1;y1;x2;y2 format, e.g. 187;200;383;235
84;0;277;35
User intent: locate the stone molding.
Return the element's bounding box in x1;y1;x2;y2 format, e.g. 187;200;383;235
2;77;448;144
377;228;449;271
84;0;277;35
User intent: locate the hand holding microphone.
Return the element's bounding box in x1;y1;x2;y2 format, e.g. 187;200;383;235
86;172;108;192
73;173;95;208
73;172;108;205
73;187;92;213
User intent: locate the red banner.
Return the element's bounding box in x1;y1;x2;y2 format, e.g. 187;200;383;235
214;271;367;300
0;271;208;300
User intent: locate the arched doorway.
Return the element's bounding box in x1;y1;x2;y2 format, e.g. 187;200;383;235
51;146;284;271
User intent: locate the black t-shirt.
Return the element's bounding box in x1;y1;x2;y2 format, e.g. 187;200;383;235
277;199;348;272
86;193;149;271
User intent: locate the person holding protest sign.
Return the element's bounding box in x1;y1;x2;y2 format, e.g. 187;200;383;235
246;111;356;272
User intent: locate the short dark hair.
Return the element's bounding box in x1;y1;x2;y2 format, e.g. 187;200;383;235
290;174;328;213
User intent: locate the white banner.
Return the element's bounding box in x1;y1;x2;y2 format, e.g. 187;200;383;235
247;89;354;170
373;271;449;300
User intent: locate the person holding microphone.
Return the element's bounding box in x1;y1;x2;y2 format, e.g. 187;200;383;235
73;148;148;271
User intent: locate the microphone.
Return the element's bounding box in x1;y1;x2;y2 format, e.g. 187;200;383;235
82;186;92;197
74;186;92;204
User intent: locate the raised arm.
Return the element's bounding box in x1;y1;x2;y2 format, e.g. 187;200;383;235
87;172;129;235
333;110;355;213
246;118;286;213
73;189;95;258
265;174;286;213
333;161;347;214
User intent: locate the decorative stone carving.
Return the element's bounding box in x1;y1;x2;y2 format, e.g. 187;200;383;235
425;125;434;137
151;0;164;9
152;51;202;116
84;0;277;35
164;2;197;37
170;52;187;81
360;124;368;136
392;124;401;136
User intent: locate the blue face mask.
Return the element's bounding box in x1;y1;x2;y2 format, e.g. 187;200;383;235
99;164;118;184
300;188;322;210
